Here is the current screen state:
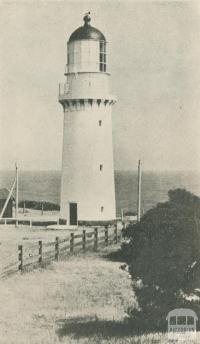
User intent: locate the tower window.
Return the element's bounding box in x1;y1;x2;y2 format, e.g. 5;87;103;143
100;164;103;171
101;206;104;212
99;41;106;72
99;120;102;126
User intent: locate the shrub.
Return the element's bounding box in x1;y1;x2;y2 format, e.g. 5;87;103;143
18;200;60;211
124;211;137;216
122;189;200;330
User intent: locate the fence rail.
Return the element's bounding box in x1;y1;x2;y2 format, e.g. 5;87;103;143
0;226;122;278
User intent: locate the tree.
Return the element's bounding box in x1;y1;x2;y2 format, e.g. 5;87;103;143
122;189;200;330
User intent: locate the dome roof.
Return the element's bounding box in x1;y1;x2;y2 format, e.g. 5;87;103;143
68;13;106;43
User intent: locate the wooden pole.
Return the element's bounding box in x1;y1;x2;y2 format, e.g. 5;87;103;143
70;233;74;253
18;245;23;271
137;160;142;222
114;225;118;244
105;226;108;246
39;240;42;264
55;237;59;261
121;208;124;222
41;203;44;216
82;230;86;251
94;228;98;251
15;164;19;227
23;201;25;214
15;164;19;223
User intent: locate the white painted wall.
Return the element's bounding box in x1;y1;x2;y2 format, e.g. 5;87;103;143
60;101;116;222
59;37;116;222
62;73;110;99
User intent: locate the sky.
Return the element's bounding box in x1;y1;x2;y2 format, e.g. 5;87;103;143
0;0;200;171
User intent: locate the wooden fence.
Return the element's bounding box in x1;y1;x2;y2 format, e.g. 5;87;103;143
0;226;122;278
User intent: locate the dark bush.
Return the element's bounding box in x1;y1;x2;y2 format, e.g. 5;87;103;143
122;189;200;330
18;200;60;211
78;220;116;226
124;211;137;216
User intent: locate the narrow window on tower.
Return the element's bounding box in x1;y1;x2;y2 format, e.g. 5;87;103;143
99;41;106;72
100;164;103;171
101;206;104;212
99;120;102;127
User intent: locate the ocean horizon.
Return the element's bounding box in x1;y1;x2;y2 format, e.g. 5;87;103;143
0;170;199;216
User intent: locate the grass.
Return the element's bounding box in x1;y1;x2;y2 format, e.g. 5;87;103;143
0;246;134;343
0;224;93;272
0;227;199;343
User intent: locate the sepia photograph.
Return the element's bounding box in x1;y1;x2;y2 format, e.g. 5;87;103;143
0;0;200;343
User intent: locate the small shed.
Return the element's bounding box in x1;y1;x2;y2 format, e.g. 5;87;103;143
0;188;14;218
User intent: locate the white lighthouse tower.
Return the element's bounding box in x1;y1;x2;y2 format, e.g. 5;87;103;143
59;13;116;225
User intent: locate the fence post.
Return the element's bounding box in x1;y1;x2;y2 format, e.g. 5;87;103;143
105;226;108;246
30;219;32;228
82;230;86;251
55;237;59;261
120;223;125;241
18;245;23;271
114;225;118;244
94;228;98;251
39;240;42;264
70;233;74;253
4;218;7;225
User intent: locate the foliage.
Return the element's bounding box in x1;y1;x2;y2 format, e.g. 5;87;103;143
124;211;137;216
78;220;116;226
18;200;60;211
122;189;200;330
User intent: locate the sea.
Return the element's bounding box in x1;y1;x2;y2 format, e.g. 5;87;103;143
0;170;199;216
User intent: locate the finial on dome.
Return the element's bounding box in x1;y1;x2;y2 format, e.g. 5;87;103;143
83;12;91;26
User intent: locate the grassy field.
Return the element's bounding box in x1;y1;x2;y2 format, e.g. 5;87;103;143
0;227;199;343
0;245;196;344
0;225;93;273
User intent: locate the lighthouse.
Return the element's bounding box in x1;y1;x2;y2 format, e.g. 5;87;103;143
59;13;116;225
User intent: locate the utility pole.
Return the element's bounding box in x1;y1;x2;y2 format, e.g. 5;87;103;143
15;164;19;222
121;208;124;222
137;160;142;222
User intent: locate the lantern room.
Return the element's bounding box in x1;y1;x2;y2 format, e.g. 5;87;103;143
66;13;107;74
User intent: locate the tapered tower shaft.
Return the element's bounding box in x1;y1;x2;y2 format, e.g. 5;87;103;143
59;14;116;225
